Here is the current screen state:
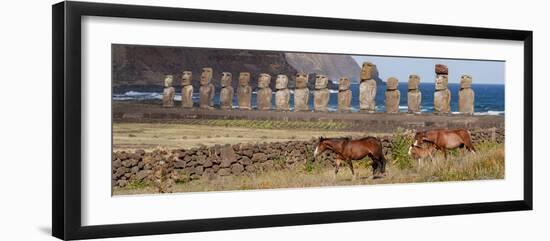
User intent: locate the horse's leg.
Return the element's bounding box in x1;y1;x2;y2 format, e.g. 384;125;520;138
346;160;355;180
442;148;448;160
334;159;341;180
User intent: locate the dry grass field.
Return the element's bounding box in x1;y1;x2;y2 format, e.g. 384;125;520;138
112;141;504;195
113;120;381;151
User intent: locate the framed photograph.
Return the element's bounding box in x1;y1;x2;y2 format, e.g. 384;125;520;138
52;1;533;240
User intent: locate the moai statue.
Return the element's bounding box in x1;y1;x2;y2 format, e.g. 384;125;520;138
256;73;273;110
338;76;352;112
294;72;310;112
199;67;215;109
181;71;194;108
359;62;377;112
314;74;330;112
385;77;400;113
162;75;175;108
237;72;252;110
219;72;234;110
434;64;451;114
275;74;290;111
459;74;475;114
407;74;422;113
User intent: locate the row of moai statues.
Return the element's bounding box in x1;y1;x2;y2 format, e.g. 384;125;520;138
162;64;475;114
379;63;475;114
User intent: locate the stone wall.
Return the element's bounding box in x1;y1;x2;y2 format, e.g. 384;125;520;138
112;128;504;188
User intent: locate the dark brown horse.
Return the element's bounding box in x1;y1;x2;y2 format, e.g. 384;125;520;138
314;136;387;179
413;129;476;159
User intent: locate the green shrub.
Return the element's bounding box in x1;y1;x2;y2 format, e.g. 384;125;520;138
391;129;414;169
126;180;148;189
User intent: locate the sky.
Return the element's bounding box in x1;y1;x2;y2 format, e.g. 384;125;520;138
352;55;505;85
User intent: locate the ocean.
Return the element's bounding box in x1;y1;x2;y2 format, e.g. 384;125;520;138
113;83;504;115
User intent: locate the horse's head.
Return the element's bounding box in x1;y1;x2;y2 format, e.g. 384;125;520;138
314;136;329;160
413;131;429;146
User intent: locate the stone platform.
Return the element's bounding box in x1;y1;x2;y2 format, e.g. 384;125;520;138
113;103;503;133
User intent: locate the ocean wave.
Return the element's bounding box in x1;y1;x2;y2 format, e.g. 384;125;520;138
474;110;505;116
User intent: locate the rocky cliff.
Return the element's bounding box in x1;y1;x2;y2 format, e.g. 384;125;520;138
112;44;367;90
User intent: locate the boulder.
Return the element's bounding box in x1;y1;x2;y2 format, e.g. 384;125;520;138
220;144;237;167
218;168;231;176
252;153;268;163
231;163;245;174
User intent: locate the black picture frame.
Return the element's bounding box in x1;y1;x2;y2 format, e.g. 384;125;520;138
52;1;533;240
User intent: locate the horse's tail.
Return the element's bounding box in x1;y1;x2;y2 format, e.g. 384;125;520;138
376;138;388;174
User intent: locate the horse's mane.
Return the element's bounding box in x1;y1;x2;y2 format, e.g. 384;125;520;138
320;136;351;142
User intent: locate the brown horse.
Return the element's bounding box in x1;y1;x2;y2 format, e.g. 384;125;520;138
314;136;387;179
413;129;476;159
408;142;437;167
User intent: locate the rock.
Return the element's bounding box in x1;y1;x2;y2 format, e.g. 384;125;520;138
195;166;204;176
385;77;400;113
162;75;175;107
252;153;268;162
257;73;273;110
196;155;206;165
203;160;213;168
435;64;448;75
112;159;122;169
135;149;146;156
202;169;216;180
219;72;234;110
231;163;245;174
184;167;196;175
275;75;290;111
135;170;152;181
240;156;252;166
199;67;215;109
122;160;132;168
181;71;194;108
237;72;252;110
245;165;256;172
115;167;129;178
407;74;422;113
360;79;377;112
459;75;474;114
242;149;253;158
218;168;231;176
313;74;330;112
173;160;186;169
220;144;237;167
212;164;220;172
170;169;190;182
185;161;198;167
131;166;139;174
117;180;128;187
